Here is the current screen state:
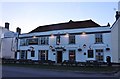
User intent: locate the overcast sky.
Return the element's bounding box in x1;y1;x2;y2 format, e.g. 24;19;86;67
1;1;119;33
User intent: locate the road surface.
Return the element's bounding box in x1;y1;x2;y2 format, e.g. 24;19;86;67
1;65;120;79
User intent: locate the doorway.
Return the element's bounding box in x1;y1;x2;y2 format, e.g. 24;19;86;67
57;51;62;63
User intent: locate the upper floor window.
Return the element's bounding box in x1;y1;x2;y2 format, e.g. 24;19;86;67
39;37;49;45
95;33;103;44
27;38;38;45
69;35;75;44
56;35;60;45
20;39;26;46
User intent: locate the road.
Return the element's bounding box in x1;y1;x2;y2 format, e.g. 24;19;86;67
1;65;120;79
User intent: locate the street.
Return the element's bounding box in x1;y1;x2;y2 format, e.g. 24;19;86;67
1;65;120;79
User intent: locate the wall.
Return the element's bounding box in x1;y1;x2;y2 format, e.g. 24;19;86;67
2;38;15;58
0;27;17;59
111;20;119;63
118;18;120;63
17;27;111;62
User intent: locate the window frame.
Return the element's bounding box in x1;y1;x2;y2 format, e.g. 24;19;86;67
20;39;26;46
31;50;35;57
56;35;60;45
39;50;48;61
95;49;104;62
69;50;76;61
27;38;38;45
88;50;94;58
95;33;103;44
69;35;75;44
20;50;27;59
39;37;49;45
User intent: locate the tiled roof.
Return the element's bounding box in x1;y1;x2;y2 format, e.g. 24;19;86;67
30;19;101;33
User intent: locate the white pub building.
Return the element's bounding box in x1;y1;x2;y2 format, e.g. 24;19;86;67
17;19;112;63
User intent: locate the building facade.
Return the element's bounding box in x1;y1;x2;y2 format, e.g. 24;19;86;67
0;22;18;59
17;20;112;63
111;11;120;63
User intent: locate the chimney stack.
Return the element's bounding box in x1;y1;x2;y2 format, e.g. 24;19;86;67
115;11;120;20
5;22;9;30
16;27;21;34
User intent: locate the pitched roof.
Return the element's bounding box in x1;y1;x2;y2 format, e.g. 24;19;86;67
30;19;101;33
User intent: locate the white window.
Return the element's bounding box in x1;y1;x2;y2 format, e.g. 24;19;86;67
20;39;26;46
69;35;75;44
96;49;104;62
56;35;60;45
39;37;49;45
27;38;38;45
20;50;27;59
95;33;103;44
38;50;48;60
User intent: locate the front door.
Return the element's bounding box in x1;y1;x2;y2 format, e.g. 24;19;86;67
57;51;62;63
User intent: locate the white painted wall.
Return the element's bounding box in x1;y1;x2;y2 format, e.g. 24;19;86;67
0;27;17;59
118;18;120;63
111;19;119;63
18;26;111;62
118;1;120;11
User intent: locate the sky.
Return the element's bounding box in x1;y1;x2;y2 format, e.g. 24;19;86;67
0;1;119;33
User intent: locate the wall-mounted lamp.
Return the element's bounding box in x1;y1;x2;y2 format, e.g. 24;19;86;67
82;32;86;35
63;48;66;51
84;52;86;55
28;46;34;52
49;45;53;49
49;45;55;51
33;36;37;38
50;33;54;38
106;44;110;51
81;32;87;36
65;32;69;37
106;48;110;51
52;49;55;51
83;44;86;48
78;48;82;51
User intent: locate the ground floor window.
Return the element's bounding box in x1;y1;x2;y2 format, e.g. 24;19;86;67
38;50;48;61
69;50;76;61
20;50;27;59
31;50;35;57
88;50;94;58
95;49;104;62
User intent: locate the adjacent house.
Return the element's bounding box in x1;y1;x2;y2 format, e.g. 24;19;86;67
111;11;120;63
0;22;18;59
16;20;112;63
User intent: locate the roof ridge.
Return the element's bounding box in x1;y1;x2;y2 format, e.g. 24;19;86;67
30;19;101;33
